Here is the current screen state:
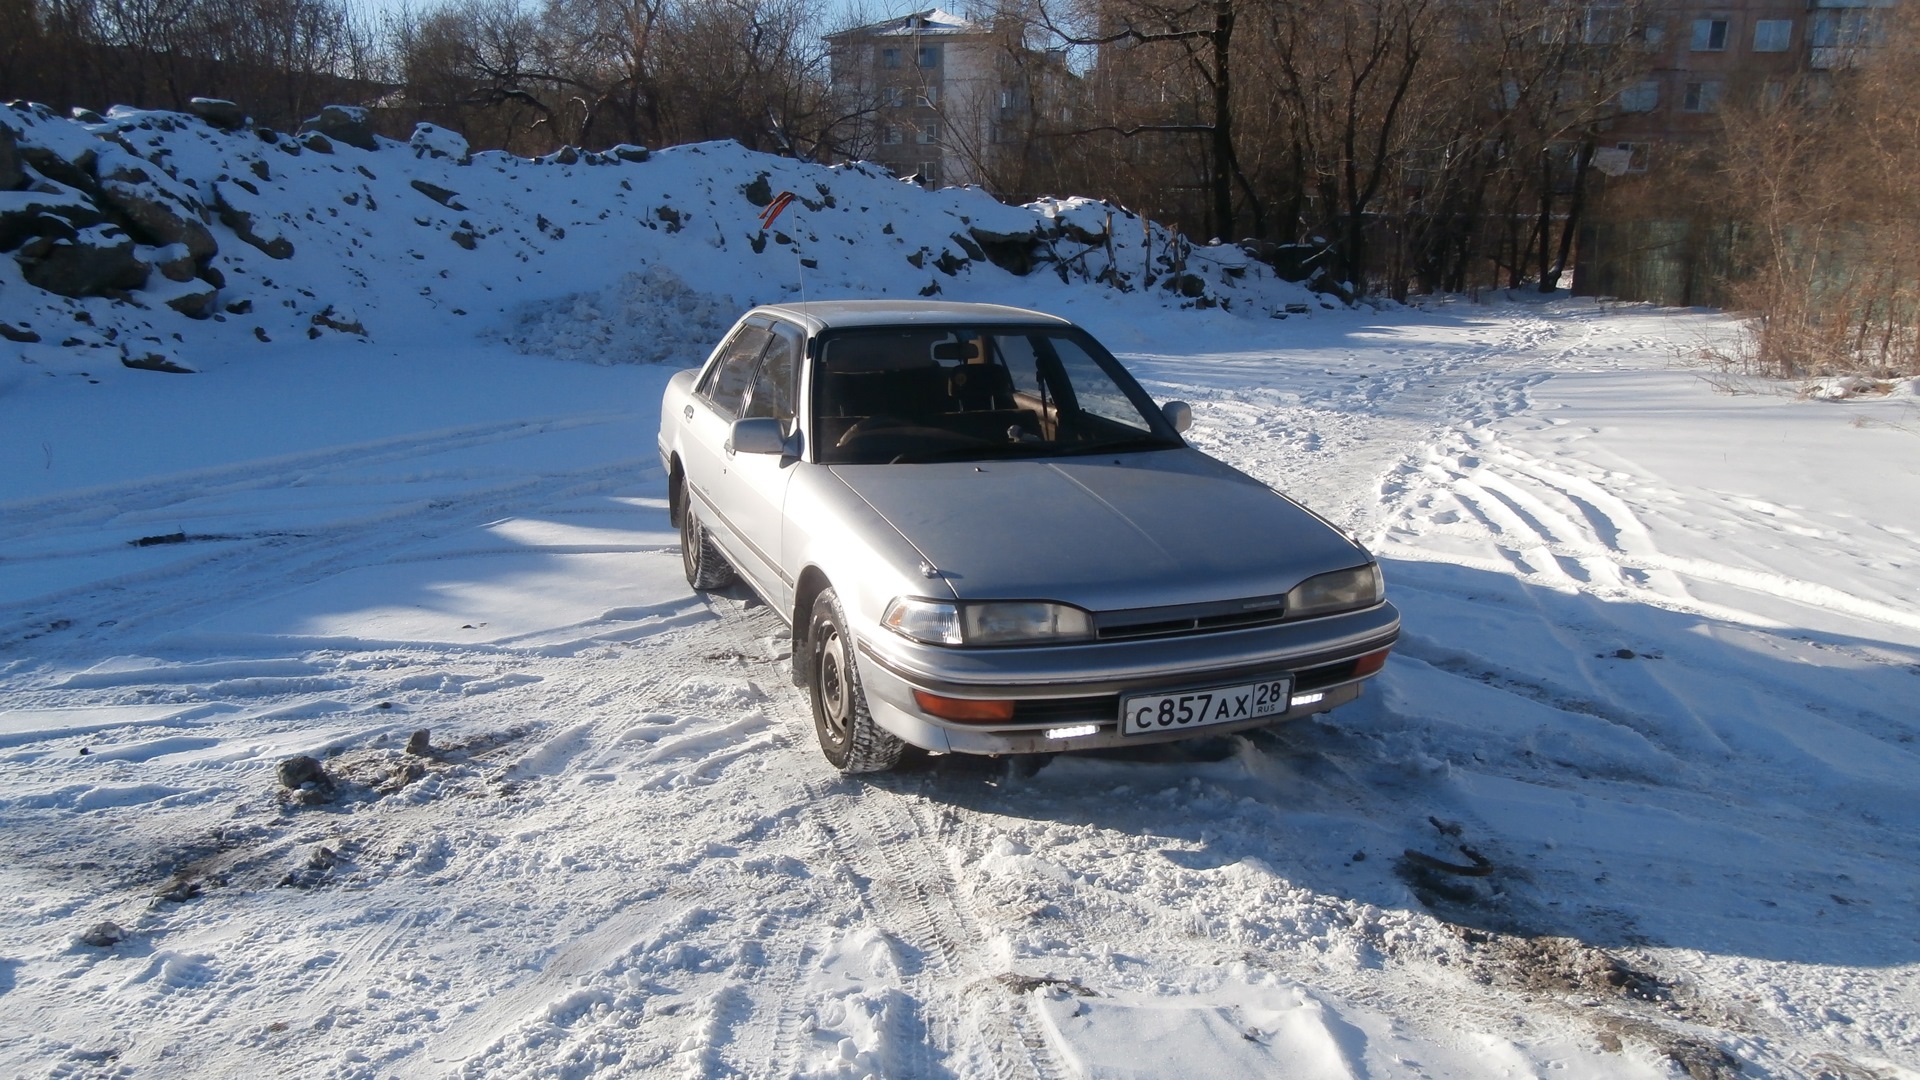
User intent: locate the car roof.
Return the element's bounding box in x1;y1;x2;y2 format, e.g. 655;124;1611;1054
747;299;1073;335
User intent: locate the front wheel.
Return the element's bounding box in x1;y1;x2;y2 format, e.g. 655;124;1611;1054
808;588;903;774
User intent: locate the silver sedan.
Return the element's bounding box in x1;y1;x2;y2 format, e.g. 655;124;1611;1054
657;300;1399;772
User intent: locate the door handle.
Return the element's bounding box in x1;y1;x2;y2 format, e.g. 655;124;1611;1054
683;405;694;421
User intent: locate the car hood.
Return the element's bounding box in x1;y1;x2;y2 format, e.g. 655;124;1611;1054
827;450;1368;612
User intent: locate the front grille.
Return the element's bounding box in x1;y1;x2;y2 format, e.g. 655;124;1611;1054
1094;594;1290;643
1095;609;1290;641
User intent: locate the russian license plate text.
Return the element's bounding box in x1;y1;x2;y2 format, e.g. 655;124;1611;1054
1120;678;1292;736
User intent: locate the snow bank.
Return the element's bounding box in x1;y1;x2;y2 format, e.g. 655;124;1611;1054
1;103;1323;369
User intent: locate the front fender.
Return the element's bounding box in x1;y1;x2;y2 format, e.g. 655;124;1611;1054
784;465;955;672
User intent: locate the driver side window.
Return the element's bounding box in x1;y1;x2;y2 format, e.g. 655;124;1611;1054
742;324;802;433
699;325;774;419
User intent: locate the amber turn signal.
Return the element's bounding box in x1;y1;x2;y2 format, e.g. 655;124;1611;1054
912;691;1015;723
1353;648;1392;677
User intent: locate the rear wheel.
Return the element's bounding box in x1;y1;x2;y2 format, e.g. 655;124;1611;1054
680;497;734;590
808;588;903;773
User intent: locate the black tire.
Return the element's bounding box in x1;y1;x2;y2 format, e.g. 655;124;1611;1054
808;588;904;774
680;497;734;591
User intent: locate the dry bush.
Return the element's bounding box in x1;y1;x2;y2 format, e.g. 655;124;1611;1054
1717;3;1920;377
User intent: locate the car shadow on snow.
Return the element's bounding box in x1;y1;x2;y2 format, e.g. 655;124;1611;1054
864;557;1920;972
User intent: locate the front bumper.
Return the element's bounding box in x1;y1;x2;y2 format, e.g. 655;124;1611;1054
852;601;1399;755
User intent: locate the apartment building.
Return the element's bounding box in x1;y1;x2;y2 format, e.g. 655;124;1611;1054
824;10;990;187
1599;0;1892;173
825;8;1074;190
1575;0;1897;301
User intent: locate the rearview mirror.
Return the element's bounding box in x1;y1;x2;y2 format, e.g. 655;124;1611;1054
932;339;980;361
728;417;787;455
1161;400;1193;433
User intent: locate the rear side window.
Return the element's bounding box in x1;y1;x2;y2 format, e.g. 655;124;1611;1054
699;325;773;418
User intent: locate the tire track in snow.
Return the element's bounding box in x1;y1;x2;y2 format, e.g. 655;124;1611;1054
0;450;660;653
1139;312;1565;537
802;778;1071;1080
1386;430;1920;635
0;413;631;535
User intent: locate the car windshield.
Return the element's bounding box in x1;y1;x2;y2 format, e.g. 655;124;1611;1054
811;325;1182;465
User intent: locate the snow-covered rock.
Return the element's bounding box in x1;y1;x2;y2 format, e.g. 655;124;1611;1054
16;221;147;296
187;97;248;132
409;123;469;164
298;104;378;151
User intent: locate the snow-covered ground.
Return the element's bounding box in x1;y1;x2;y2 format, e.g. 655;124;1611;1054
3;108;1920;1079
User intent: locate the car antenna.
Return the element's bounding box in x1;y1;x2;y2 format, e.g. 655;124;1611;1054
757;190;806;309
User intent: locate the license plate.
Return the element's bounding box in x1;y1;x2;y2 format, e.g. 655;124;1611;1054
1120;677;1294;737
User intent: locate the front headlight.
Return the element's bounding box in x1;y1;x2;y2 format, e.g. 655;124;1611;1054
882;597;963;645
1286;564;1384;619
883;598;1094;646
962;601;1094;645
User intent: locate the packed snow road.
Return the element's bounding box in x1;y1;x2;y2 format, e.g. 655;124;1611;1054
2;299;1917;1079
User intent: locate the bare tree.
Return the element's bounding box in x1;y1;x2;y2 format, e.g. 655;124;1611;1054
387;0;834;155
1713;2;1920;375
1025;0;1248;241
1244;0;1443;292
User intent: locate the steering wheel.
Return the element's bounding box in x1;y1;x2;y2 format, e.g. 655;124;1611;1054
836;414;914;447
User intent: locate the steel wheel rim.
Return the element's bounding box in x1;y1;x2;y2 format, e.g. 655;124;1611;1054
680;509;697;579
818;626;851;747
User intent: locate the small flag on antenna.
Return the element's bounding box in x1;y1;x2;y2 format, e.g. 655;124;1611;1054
758;190;797;231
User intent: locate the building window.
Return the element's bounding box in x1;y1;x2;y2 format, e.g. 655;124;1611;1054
918;84;940;107
916;122;941;144
1811;11;1876;68
1581;3;1626;44
1812;11;1875;48
1619;79;1660;113
882;85;905;108
882;47;901;69
916;161;940;187
881;125;903;145
917;45;941;68
1690;17;1729;51
1591;143;1644;175
1682;80;1722;112
1752;19;1791;52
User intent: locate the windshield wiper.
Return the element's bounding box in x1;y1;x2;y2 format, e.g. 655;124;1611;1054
888;442;1056;464
1051;436;1183;457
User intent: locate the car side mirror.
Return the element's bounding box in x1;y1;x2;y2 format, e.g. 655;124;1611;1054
1161;400;1193;433
728;417;787;455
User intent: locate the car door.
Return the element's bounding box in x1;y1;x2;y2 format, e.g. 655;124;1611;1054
683;320;773;569
719;320;805;612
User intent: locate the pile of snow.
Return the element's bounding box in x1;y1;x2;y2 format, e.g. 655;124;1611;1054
497;265;740;366
1803;374;1912;400
1;101;1323;372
